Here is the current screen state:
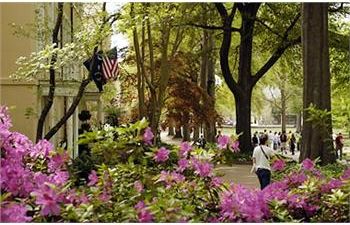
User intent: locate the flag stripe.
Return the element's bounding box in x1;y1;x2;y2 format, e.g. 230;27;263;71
102;56;119;80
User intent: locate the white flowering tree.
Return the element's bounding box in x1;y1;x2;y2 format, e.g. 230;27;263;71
11;3;120;142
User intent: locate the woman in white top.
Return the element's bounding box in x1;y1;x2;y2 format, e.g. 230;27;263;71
252;134;275;190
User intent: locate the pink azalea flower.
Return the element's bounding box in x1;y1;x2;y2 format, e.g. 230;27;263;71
320;179;343;193
288;172;307;185
153;147;169;163
217;135;230;149
134;201;146;210
341;168;350;180
87;170;98;186
272;159;286;171
33;185;61;216
193;160;213;177
143;127;154;145
0;202;31;222
79;192;90;204
177;158;189;173
0;106;12;130
134;180;144;193
179;142;192;158
134;201;153;222
138;208;153;222
211;176;223;188
48;152;68;172
302;158;315;171
31;139;53;158
171;171;185;183
50;171;69;186
99;190;111;202
230;141;240;153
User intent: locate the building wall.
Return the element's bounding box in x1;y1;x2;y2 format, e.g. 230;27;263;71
0;3;38;140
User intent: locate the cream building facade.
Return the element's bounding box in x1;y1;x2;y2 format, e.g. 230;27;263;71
0;3;105;158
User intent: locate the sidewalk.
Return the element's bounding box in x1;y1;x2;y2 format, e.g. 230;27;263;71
160;132;349;189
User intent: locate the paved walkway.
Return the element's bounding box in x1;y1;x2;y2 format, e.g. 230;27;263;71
160;132;350;189
161;132;260;188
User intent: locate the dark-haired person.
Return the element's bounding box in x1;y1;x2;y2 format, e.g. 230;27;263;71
251;134;275;190
335;133;344;160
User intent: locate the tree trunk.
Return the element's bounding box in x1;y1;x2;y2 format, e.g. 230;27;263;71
206;31;216;143
44;3;115;140
281;86;287;132
300;3;335;165
296;111;302;132
193;126;199;141
131;3;145;119
235;89;253;152
183;124;190;141
36;3;64;142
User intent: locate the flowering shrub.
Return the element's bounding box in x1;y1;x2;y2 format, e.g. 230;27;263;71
1;105;349;222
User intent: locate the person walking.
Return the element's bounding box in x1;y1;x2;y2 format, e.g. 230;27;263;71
335;133;344;160
252;132;259;147
280;131;288;154
290;133;296;155
273;132;279;150
251;134;275;190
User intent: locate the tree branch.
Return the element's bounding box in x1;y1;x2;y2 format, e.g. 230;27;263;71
186;23;240;32
328;3;344;12
282;12;301;41
36;3;64;142
252;12;301;85
252;36;301;85
44;3;119;140
255;18;283;39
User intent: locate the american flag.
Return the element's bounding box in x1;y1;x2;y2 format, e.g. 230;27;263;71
102;47;120;81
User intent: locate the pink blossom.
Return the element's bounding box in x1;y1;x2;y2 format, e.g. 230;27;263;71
143;127;154;145
134;180;144;193
0;106;12;130
287;172;307;185
0;202;31;222
171;171;185;183
271;159;286;171
217;135;230;149
192;160;213;177
88;170;98;186
177;158;189;173
211;176;223;187
31;139;53;158
320;179;343;193
157;170;184;188
48;152;68;172
153;147;169;163
302;158;315;171
230;141;240;153
33;185;61;216
219;184;268;222
50;171;69;186
79;192;90;204
138;208;153;222
341;168;350;180
135;201;146;210
179;142;192;158
99;190;111;202
134;201;153;222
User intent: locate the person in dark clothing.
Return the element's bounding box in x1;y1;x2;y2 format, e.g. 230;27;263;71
290;134;296;155
198;135;207;148
252;133;259;147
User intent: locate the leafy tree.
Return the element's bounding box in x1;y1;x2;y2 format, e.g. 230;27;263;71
12;3;120;141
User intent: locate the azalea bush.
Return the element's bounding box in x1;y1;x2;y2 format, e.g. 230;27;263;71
1;105;349;222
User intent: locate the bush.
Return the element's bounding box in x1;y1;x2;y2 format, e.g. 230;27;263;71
1;105;349;222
